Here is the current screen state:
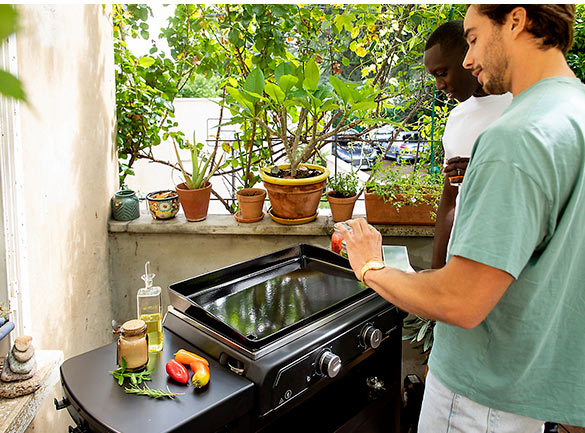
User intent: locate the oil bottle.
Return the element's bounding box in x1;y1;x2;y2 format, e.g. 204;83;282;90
137;261;163;352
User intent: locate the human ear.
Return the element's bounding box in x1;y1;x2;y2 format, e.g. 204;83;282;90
509;6;527;35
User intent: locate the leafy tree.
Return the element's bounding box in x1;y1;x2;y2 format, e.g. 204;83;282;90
568;4;585;83
0;5;26;101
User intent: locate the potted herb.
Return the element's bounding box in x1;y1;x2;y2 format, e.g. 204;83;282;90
364;161;442;225
327;171;360;222
226;58;377;223
173;131;223;222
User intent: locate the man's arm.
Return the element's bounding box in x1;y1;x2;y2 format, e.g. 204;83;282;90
431;176;458;269
339;218;514;329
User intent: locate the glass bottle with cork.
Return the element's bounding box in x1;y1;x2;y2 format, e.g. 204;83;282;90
137;261;163;352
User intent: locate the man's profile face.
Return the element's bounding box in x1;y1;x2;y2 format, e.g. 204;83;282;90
424;43;480;102
463;5;510;95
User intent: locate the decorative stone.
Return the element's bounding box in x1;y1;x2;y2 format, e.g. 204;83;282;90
13;344;35;362
14;335;32;352
7;350;36;375
0;359;40;397
1;355;36;382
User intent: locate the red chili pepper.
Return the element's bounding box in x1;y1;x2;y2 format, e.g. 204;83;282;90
190;360;210;388
166;359;189;384
175;349;209;366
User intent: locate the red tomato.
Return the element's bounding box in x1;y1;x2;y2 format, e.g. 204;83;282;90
190;360;210;388
166;359;189;384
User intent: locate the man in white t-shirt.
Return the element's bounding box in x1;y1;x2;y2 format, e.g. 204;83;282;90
424;20;512;269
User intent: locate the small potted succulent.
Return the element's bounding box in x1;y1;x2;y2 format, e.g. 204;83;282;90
173;131;223;222
326;171;360;222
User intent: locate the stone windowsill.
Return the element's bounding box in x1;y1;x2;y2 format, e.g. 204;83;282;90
109;212;435;237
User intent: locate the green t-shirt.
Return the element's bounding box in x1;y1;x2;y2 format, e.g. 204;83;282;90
429;77;585;426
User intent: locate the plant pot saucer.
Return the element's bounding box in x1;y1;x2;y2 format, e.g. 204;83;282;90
268;207;318;225
234;211;265;223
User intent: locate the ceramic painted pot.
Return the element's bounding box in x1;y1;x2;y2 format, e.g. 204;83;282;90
111;190;140;221
326;191;359;223
146;190;180;220
260;164;329;223
175;182;212;222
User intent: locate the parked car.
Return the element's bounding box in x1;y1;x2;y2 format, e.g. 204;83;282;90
371;124;396;158
333;129;378;169
386;131;430;163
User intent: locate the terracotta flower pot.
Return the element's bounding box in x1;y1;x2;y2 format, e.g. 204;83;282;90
364;192;436;225
236;188;266;223
326;191;359;222
175;182;212;222
260;164;330;223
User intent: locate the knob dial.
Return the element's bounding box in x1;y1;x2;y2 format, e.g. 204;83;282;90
316;350;341;378
361;325;382;349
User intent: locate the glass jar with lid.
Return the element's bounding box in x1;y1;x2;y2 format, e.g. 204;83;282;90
115;319;148;371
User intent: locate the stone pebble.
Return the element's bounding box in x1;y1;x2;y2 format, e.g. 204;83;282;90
0;359;40;397
14;335;32;352
13;344;35;362
1;355;36;382
7;349;36;375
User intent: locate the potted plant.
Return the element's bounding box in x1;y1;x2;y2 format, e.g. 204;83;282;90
364;161;442;225
0;302;13;359
327;171;360;222
226;58;378;223
173;131;223;222
235;187;266;223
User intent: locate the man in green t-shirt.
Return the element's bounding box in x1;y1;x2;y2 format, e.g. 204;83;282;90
339;5;585;431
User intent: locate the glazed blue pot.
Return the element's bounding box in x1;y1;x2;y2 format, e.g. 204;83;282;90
111;190;140;221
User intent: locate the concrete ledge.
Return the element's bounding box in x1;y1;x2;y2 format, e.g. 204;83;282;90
108;213;434;237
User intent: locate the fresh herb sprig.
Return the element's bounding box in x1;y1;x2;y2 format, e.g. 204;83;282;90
110;357;154;386
125;383;184;399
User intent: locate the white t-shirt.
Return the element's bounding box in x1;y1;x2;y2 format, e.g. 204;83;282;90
442;93;513;161
443;93;513;232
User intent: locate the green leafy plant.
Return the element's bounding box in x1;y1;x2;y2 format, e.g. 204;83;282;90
328;171;360;198
402;315;435;361
110;357;154;386
0;5;26;101
365;160;442;215
173;131;224;190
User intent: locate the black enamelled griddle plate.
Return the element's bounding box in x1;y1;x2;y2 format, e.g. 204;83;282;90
168;244;372;351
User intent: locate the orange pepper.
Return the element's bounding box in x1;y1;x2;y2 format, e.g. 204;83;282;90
174;349;209;366
191;360;210;388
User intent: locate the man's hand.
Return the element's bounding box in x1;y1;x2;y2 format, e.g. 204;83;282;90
337;218;383;281
443;156;470;180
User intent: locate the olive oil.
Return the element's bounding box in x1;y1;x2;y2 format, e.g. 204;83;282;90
139;312;163;352
137;261;163;352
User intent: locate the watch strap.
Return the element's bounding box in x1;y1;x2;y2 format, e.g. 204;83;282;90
360;260;385;283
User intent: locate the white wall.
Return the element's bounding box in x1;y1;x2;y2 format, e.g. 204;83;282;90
14;5;117;430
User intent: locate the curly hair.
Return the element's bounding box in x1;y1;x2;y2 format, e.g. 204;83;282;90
425;20;469;56
474;5;576;55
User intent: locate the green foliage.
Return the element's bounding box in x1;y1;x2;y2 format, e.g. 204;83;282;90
0;5;26;101
328;171;360;198
110;357;154;386
177;73;222;98
365;160;442;214
0;301;8;320
402;315;434;359
173;132;223;190
568;4;585;83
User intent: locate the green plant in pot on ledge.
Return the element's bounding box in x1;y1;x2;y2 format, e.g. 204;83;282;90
173;131;223;222
327;171;360;223
225;58;378;223
364;160;442;225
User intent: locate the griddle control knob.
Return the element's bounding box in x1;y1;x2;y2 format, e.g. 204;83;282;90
361;325;382;349
316;350;341;378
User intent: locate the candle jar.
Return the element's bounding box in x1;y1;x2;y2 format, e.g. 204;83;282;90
116;319;148;371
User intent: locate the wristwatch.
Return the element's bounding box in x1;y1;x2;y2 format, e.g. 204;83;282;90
360;260;386;283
